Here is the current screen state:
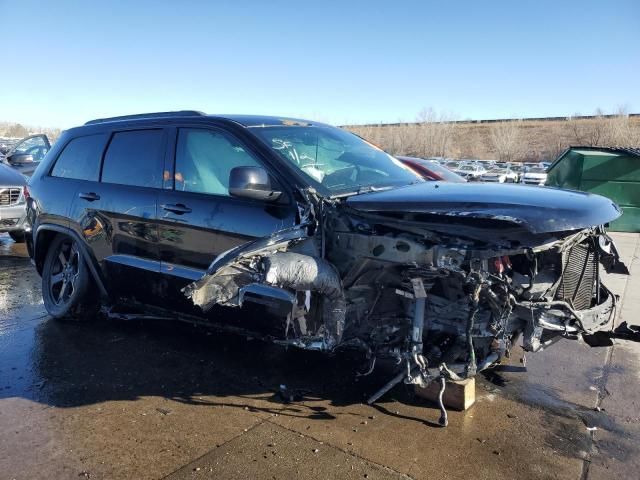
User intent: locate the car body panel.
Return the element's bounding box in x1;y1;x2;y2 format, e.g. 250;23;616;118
345;181;622;233
0;202;27;232
156;188;298;312
68;180;161;303
0;161;26;185
0;162;28;232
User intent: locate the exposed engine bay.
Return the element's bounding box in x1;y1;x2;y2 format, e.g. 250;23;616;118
184;190;630;425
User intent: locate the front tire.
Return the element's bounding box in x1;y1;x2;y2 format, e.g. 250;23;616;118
42;235;97;320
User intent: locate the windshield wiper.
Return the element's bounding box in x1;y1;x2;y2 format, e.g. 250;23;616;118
357;185;395;194
330;184;396;199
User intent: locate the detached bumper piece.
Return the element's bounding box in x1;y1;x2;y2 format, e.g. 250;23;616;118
519;284;617;352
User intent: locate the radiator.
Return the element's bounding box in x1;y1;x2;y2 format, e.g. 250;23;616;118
555;242;597;310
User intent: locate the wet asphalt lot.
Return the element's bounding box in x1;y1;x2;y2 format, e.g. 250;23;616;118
0;233;639;480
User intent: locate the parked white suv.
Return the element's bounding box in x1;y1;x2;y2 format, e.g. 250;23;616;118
481;166;518;183
453;164;486;181
521;166;548;185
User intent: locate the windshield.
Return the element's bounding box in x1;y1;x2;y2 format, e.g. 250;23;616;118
459;165;475;171
250;126;421;194
528;167;546;173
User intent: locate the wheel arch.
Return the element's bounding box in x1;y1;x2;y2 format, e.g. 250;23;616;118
34;224;108;298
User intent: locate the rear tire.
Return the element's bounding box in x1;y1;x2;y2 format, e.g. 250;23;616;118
41;235;98;320
9;231;25;243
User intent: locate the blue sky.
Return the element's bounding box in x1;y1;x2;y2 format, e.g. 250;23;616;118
0;0;638;128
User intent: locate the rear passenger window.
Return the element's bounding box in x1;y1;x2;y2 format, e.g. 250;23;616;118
51;134;107;181
101;130;164;188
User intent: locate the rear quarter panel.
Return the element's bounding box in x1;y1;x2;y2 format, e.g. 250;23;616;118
27;134;77;234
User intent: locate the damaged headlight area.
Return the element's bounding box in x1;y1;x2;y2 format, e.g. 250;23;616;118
184;203;629;424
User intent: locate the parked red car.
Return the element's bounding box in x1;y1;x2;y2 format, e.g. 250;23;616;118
396;156;466;182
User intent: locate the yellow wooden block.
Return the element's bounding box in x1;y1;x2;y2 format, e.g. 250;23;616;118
414;377;476;411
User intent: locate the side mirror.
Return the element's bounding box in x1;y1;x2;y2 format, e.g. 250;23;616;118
8;153;34;165
229;166;282;202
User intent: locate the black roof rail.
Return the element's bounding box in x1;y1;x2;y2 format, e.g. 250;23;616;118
84;110;206;125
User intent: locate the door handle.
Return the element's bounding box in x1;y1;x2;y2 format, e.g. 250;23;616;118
161;203;192;214
78;192;100;201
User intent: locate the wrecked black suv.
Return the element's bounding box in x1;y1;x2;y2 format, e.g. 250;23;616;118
26;111;628;415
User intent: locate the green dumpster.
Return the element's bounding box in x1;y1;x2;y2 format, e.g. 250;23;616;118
546;146;640;232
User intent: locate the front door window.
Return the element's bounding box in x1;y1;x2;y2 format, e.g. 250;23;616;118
174;128;262;196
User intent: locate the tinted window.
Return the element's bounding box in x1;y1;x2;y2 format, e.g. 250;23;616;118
51;134;107;181
175;128;262;196
101;130;164;188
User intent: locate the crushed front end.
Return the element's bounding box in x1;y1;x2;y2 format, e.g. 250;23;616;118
185;184;630;423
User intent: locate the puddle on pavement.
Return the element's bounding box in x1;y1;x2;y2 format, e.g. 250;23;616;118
0;230;637;467
0;235;42;317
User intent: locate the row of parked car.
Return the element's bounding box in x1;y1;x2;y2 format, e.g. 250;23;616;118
392;157;552;185
449;159;550;184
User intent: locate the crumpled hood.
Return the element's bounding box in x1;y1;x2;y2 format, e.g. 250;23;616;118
345;182;622;233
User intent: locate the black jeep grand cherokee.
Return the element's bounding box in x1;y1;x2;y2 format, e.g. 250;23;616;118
26;111;628;408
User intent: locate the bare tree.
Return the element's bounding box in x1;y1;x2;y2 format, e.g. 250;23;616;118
604;105;640;146
5;123;29;138
569;109;607;146
415;107;455;158
389;121;415;155
568;112;583;144
542;122;568;160
588;108;607;146
345;106;638;162
489;120;522;162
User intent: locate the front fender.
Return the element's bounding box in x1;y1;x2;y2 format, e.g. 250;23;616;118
34;223;108;298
